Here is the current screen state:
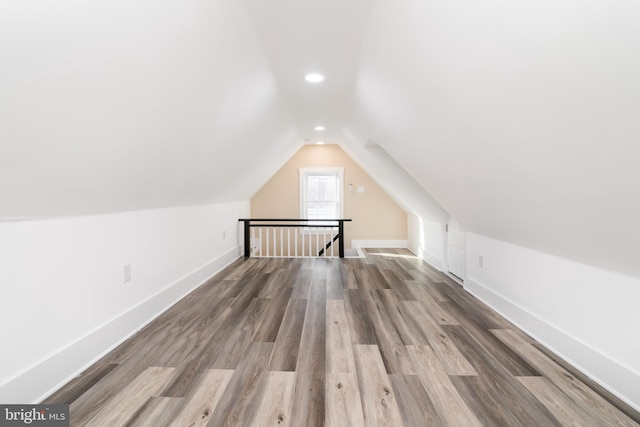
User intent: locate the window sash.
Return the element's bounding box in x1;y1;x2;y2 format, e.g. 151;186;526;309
299;167;344;229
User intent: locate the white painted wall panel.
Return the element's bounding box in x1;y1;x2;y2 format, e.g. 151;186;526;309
465;232;640;411
0;201;249;403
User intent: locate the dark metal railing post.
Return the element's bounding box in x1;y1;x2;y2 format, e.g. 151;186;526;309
338;220;345;258
243;219;251;258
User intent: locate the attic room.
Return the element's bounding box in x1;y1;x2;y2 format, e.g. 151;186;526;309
1;0;639;425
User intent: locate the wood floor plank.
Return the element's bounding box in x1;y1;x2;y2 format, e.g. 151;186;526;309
125;397;183;427
344;289;377;345
220;258;259;280
441;303;540;377
443;325;561;426
364;298;414;374
326;299;357;373
43;362;118;405
289;309;326;427
435;281;512;330
247;371;296;427
377;289;427;345
257;268;290;299
207;342;274;427
210;298;271;369
390;374;444;427
380;268;416;301
306;277;327;324
290;268;313;299
493;329;639;426
259;257;284;275
340;261;359;290
451;375;560;427
353;267;378;300
161;306;234;397
326;259;344;300
353;345;405;427
386;258;415;280
364;264;392;291
325;372;366;427
402;301;477;376
69;362;156;425
531;340;640;424
518;376;603;426
84;367;176;427
228;271;270;313
407;262;446;284
109;318;182;366
251;286;294;343
168;369;234;427
405;280;458;325
407;345;483;427
269;298;307;371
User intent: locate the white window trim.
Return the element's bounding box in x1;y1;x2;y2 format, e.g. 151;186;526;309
299;167;344;233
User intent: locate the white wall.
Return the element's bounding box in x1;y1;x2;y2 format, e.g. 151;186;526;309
465;233;640;411
0;201;248;403
407;213;447;271
339;135;449;271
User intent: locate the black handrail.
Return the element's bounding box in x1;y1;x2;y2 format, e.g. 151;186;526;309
238;218;352;258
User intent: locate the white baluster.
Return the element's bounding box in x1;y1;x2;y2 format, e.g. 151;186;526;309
266;227;270;257
251;227;256;256
331;229;334;257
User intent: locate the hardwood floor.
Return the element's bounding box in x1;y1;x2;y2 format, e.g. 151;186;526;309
44;249;640;426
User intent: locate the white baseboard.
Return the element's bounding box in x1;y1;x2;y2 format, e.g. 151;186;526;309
465;276;640;412
0;246;241;404
351;239;408;249
421;252;446;272
405;246;446;272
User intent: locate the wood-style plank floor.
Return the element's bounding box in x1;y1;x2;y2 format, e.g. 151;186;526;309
44;249;640;426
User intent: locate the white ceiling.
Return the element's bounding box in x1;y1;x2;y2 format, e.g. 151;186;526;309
2;0;640;277
244;0;373;145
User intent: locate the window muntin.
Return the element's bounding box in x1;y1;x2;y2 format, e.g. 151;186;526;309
299;167;344;227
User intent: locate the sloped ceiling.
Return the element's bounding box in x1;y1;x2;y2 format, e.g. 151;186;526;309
0;0;298;219
2;0;639;277
347;0;640;277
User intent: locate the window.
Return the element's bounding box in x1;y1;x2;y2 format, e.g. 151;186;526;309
299;167;344;226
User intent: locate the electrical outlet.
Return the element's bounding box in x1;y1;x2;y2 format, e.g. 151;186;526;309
124;264;131;283
478;255;484;268
252;238;261;255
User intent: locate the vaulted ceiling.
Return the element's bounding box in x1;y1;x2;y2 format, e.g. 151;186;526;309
1;0;639;276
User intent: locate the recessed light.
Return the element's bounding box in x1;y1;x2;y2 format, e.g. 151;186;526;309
316;141;325;145
314;126;325;131
305;73;325;83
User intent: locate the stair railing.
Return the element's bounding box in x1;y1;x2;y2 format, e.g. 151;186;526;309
238;218;352;258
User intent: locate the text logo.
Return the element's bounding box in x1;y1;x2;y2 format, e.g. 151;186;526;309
0;405;68;426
